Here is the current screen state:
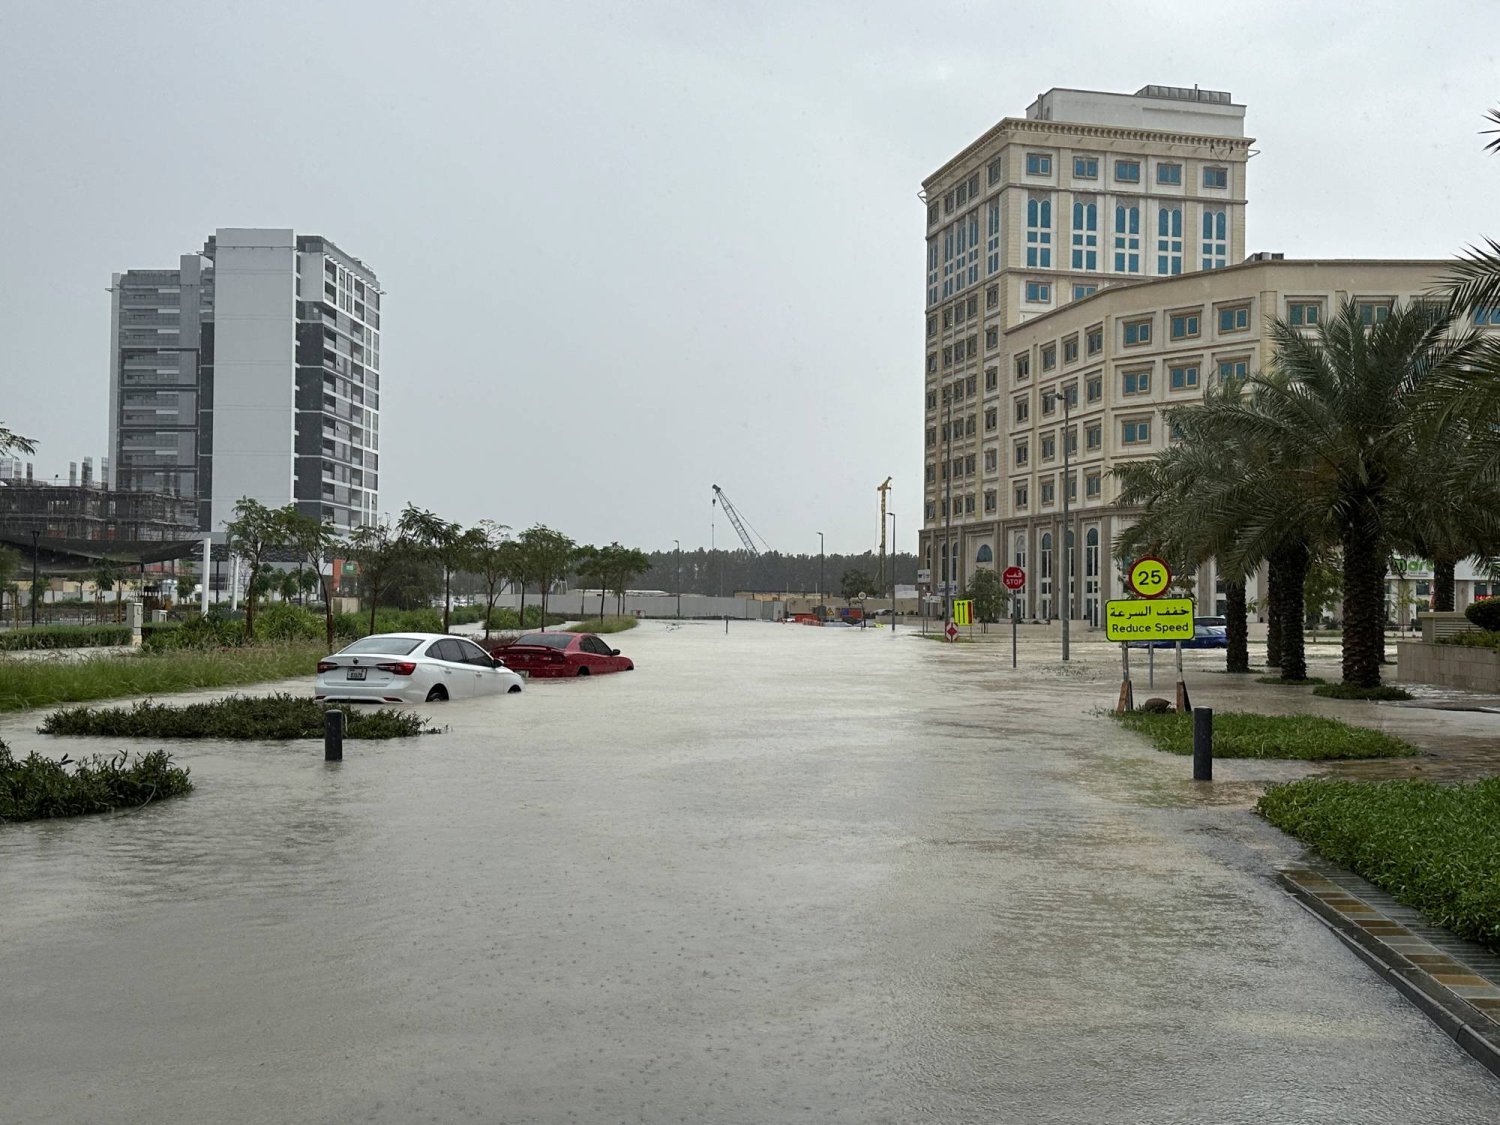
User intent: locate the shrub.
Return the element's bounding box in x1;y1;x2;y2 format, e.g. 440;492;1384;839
1258;777;1500;952
40;693;430;740
566;616;639;635
1464;597;1500;632
0;739;193;822
143;613;247;651
1255;675;1326;685
1436;630;1500;650
254;603;325;642
484;606;565;632
1115;710;1416;760
1312;683;1414;701
0;624;131;651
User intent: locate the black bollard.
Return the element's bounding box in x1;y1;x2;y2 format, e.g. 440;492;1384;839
324;708;344;762
1192;706;1212;781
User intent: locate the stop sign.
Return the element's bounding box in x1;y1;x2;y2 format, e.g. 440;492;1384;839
1002;566;1026;591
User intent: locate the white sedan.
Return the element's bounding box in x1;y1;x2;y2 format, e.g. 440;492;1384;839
315;633;524;703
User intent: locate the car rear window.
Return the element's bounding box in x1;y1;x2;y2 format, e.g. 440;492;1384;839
514;633;572;649
339;636;423;655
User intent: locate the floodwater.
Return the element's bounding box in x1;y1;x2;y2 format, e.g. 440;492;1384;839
2;622;1497;1124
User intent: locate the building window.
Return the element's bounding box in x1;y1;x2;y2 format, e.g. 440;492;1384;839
1014;440;1029;466
985;366;998;391
1115;160;1141;184
1014;353;1031;379
926;390;937;409
926;427;936;447
1203;166;1228;189
986;284;999;309
1025;281;1052;303
1071;199;1098;270
1026;152;1052;176
1041;480;1056;506
1085;423;1101;450
1169;364;1200;391
964;495;975;514
1357;300;1393;325
1063;336;1079;364
1123;318;1152;346
1218;305;1250;333
966;374;976;397
1122;419;1151;445
1473;307;1500;326
1202;208;1227;270
987;199;1001;275
1289;301;1323;327
1026;195;1053;268
1074;156;1098;179
1123;369;1151;395
1086;327;1103;355
966;295;977;317
1086;472;1102;499
1156;206;1183;275
1041;394;1056;417
965;452;976;475
1086;376;1102;403
942;347;953;368
1014;396;1030;424
984;490;997;513
967;336;978;358
927;315;937;338
984;448;997;471
1217;357;1249;381
988;157;1003;185
1015;484;1029;511
1113;204;1140;272
1170;312;1200;339
1041;435;1056;461
986;326;999;350
1156;163;1183;186
1073;284;1098;300
985;408;997;431
1064;425;1078;455
1041;343;1057;371
1066;472;1078;502
925;463;935;482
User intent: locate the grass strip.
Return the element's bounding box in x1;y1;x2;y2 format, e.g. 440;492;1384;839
1115;710;1417;760
0;624;132;651
40;693;430;740
0;643;325;714
1259;777;1500;953
1255;675;1327;685
565;617;640;635
1312;683;1414;701
0;739;192;822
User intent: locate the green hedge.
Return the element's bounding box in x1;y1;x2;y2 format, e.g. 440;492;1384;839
0;624;132;651
1115;710;1416;760
1312;683;1414;701
40;694;430;740
1259;777;1500;952
565;616;639;635
1436;630;1500;650
1464;597;1500;632
0;738;193;822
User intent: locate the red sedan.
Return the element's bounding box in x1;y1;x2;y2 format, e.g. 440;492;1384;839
486;631;635;678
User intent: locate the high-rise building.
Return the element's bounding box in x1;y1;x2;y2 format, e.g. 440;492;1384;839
108;228;382;534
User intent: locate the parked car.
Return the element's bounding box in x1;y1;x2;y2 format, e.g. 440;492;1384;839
315;633;524;703
1128;617;1229;649
486;631;634;677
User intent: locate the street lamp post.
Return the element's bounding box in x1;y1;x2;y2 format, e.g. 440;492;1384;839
674;539;681;618
943;387;953;626
30;529;39;628
889;512;897;635
818;532;824;617
1044;386;1073;662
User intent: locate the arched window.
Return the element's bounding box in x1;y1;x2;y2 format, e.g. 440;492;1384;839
1039;533;1054;619
976;544;994;564
1085;528;1101;626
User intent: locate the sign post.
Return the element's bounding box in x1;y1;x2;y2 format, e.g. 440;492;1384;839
1109;556;1188;714
1002;567;1025;670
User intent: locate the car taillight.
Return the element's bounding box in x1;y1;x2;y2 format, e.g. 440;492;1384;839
317;660;337;673
376;661;417;675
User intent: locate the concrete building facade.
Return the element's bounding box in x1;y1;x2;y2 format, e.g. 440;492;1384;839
108;228;382;535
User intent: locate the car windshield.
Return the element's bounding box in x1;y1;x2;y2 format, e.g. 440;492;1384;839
1194;617;1226;627
338;636;423;655
513;633;572;649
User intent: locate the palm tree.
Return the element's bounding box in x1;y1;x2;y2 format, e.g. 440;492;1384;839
1203;302;1483;687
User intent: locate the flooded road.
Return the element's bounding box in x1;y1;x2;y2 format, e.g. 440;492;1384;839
3;621;1497;1123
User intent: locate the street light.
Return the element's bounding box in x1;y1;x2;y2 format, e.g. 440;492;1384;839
1044;385;1074;662
674;539;681;618
30;529;39;628
818;532;825;617
888;512;897;634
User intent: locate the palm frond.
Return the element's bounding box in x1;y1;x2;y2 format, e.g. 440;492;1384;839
1442;238;1500;317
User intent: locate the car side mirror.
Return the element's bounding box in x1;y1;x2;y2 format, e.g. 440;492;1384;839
491;657;505;668
610;648;620;656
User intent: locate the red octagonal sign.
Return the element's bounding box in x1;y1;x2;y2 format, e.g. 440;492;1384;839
1002;566;1026;591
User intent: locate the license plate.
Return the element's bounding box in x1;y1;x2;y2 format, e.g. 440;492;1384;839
346;668;367;680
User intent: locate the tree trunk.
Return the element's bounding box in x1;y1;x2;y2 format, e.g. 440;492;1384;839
519;586;527;632
442;567;452;633
1433;556;1456;613
367;576;379;638
243;567;256;641
1265;558;1283;668
1272;544;1310;681
1341;515;1386;687
1224;577;1249;673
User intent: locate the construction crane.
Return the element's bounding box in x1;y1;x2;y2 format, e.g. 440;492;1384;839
877;477;892;590
711;484;770;556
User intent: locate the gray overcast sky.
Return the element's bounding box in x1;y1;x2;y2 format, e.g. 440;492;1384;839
2;0;1497;553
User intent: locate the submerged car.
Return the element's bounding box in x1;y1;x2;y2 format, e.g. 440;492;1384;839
487;631;634;677
1129;616;1229;649
315;633;524;703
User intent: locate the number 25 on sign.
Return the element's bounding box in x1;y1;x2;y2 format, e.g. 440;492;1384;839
1128;556;1171;599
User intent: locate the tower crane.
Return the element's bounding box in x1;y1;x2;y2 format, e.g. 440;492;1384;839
711;485;770;556
877;477;892;590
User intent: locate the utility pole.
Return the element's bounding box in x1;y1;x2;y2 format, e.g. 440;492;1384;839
1059;386;1073;662
30;529;39;628
674;539;681;618
943;387;953;626
889;511;897;634
876;476;892;593
817;531;824;616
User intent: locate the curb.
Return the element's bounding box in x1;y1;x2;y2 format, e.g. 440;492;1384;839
1279;868;1500;1079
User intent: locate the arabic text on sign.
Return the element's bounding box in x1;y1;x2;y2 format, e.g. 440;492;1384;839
1103;597;1195;642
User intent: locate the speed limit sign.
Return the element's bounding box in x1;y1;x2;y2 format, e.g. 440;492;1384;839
1127;556;1171;599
